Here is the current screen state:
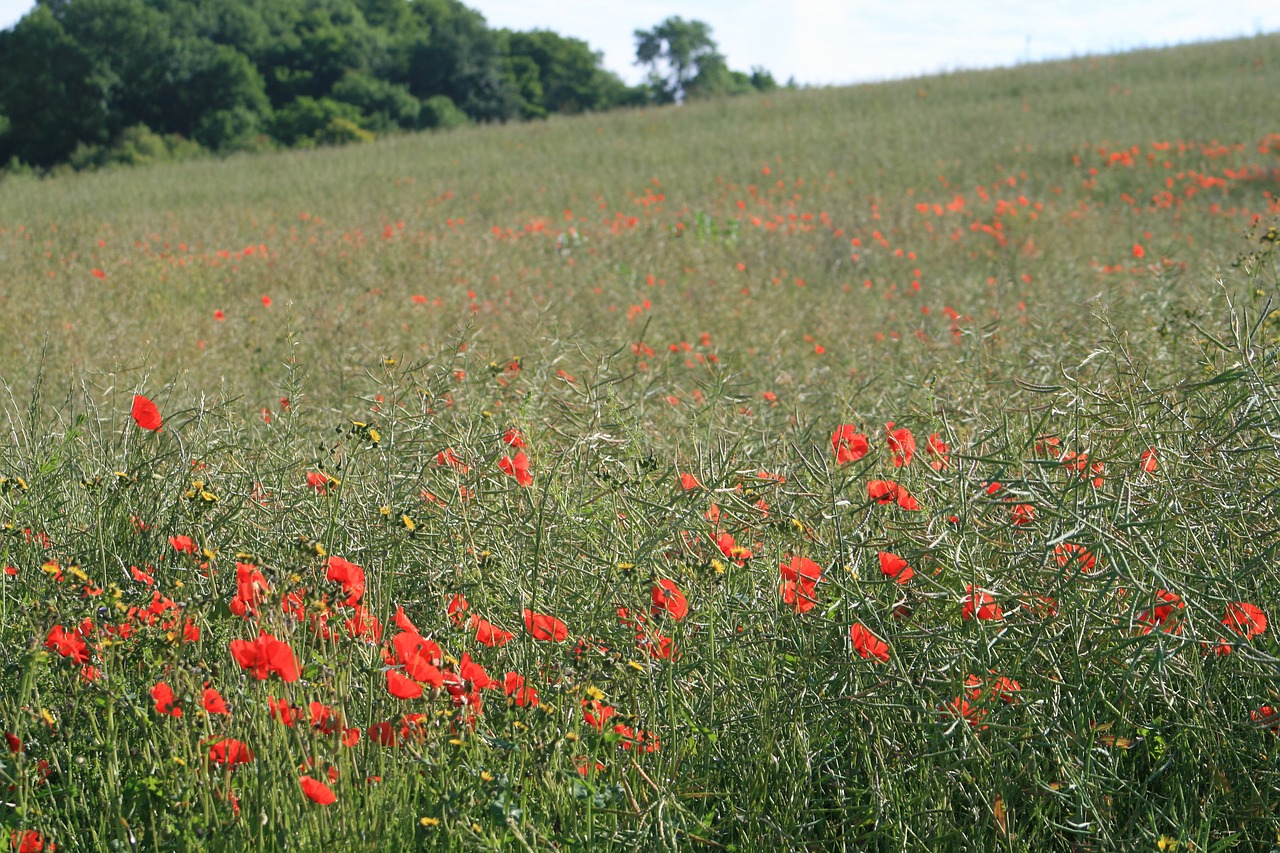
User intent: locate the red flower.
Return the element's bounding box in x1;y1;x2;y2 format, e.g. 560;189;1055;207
10;830;51;853
849;623;889;662
1140;447;1158;474
1010;503;1035;526
886;423;916;467
207;738;254;766
168;535;198;554
502;428;526;448
325;556;366;606
228;632;299;682
878;552;914;585
471;616;514;647
831;425;869;465
779;555;822;614
130;395;163;431
202;686;230;715
1137;589;1184;634
1252;705;1279;734
299;775;336;805
961;586;1002;621
1053;543;1096;573
446;593;470;625
44;625;88;664
504;672;539;707
151;682;182;717
867;479;920;510
498;451;533;487
1132;243;1145;259
523;609;568;642
268;696;301;727
678;472;701;491
1222;602;1267;639
651;579;688;621
926;433;950;470
715;532;753;565
436;448;470;473
305;471;337;494
939;695;987;728
386;669;423;700
582;699;616;731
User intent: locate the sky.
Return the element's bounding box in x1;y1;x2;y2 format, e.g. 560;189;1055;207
1;0;1278;87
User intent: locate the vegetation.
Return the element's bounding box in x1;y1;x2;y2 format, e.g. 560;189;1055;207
0;1;775;171
0;30;1278;851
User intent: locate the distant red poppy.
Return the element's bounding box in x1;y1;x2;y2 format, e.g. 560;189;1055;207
499;451;533;487
926;434;950;470
961;586;1002;621
1132;243;1145;259
1054;543;1096;573
1010;503;1035;526
1222;602;1267;639
202;686;229;715
523;609;568;642
1140;447;1158;473
306;471;337;494
831;426;869;464
502;428;526;448
651;579;689;620
92;268;106;279
299;775;336;805
678;472;701;491
386;669;423;700
779;555;822;614
45;625;88;663
878;552;914;584
582;699;616;731
207;737;254;766
504;672;539;707
130;566;155;585
716;532;753;565
471;616;514;647
150;682;182;717
886;423;916;467
850;623;889;662
229;631;299;682
131;395;162;431
436;448;469;472
867;480;920;510
169;535;198;554
9;830;50;853
325;556;366;606
1137;589;1183;634
1252;705;1279;734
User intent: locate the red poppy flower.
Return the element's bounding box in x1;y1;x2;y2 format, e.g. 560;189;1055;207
436;448;470;473
849;623;889;662
207;737;254;766
926;433;950;470
471;616;514;647
151;682;182;717
447;593;469;625
715;532;753;565
299;775;336;805
831;425;869;465
5;734;22;753
228;631;299;682
867;480;920;510
1222;602;1267;639
386;669;423;700
44;625;88;663
502;428;526;448
391;632;445;686
582;699;616;731
9;830;49;853
886;423;916;467
498;451;533;487
1053;543;1096;573
523;609;568;642
169;535;198;555
779;555;822;614
1140;447;1158;473
1252;705;1279;734
202;686;229;715
393;606;418;634
961;586;1002;621
305;471;337;494
878;552;914;584
1010;503;1035;525
503;671;539;707
131;395;163;431
651;579;689;620
268;696;301;727
325;556;366;606
678;472;701;491
1137;589;1183;634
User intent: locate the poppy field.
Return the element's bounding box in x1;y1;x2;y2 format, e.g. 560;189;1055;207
1;34;1280;851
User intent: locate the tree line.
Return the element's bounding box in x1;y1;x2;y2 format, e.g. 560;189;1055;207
0;1;778;171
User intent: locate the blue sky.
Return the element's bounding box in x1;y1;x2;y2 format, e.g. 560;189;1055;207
1;0;1277;86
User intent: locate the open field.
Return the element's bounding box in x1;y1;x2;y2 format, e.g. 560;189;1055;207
0;34;1279;850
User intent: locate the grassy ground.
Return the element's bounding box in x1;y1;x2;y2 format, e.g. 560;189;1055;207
0;33;1278;851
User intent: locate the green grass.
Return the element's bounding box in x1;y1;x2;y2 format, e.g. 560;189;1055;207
0;33;1279;851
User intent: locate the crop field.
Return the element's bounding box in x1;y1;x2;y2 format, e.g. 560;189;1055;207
0;32;1279;851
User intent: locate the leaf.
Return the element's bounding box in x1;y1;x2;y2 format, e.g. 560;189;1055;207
993;794;1008;838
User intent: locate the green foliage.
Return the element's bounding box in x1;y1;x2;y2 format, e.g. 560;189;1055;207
418;93;468;129
270;95;366;146
67;123;205;169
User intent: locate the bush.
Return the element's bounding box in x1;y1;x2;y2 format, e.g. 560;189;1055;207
419;94;469;130
270;97;367;147
67;124;204;170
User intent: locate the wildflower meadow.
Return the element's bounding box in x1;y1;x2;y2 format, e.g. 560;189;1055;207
0;33;1279;851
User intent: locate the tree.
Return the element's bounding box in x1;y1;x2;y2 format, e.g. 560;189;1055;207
633;16;722;104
